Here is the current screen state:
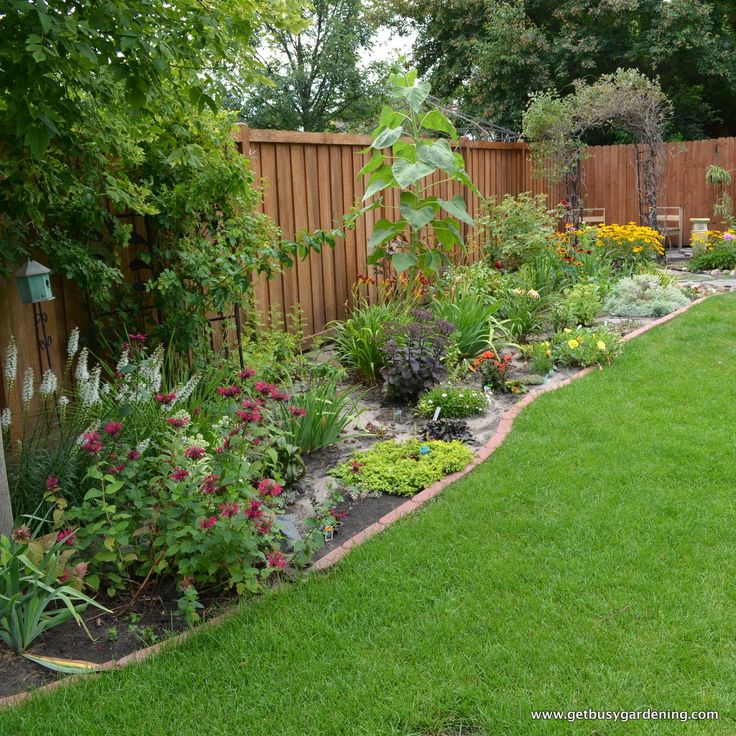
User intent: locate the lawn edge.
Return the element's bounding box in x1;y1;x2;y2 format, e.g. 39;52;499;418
0;295;709;712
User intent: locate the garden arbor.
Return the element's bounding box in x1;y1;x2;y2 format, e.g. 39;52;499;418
523;69;671;230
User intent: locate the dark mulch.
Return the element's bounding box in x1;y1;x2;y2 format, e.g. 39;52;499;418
0;582;234;699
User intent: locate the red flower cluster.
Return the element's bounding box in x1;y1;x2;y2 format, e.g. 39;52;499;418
81;431;103;455
267;550;287;569
46;475;59;491
155;392;177;405
288;406;307;417
217;385;241;397
56;528;77;546
257;478;283;497
245;499;263;519
107;463;125;475
218;501;240;518
199;516;217;530
253;381;289;402
471;351;513;373
201;473;220;494
184;446;206;460
103;421;123;437
238;368;257;379
170;467;189;482
12;526;32;543
127;449;141;460
167;416;189;428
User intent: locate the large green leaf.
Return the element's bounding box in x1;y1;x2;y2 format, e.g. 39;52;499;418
392;159;435;188
432;218;465;249
392;77;432;114
399;192;438;229
372;126;403;149
362;165;394;201
420;110;458;139
439;195;474;226
417;140;457;173
358;152;384;177
368;219;405;251
391;252;418;273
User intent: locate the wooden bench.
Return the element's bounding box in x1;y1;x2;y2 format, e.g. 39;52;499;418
656;206;683;249
582;208;606;226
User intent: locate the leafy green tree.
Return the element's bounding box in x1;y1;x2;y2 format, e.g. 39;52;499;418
239;0;388;131
0;0;312;352
381;0;736;141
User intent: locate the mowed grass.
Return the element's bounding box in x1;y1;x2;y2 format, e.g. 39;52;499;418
4;295;736;735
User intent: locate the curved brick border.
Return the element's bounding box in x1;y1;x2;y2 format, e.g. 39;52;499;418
0;295;708;712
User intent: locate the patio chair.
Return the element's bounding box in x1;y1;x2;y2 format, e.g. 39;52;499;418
656;206;684;249
582;208;606;225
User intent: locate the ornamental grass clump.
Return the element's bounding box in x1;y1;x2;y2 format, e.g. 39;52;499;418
332;439;473;497
602;274;690;317
689;230;736;272
416;385;487;418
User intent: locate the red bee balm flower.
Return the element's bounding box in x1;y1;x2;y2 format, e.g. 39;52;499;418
170;468;189;482
245;499;263;519
257;479;283;497
288;406;307;417
154;392;177;405
46;475;59;491
199;516;217;530
201;474;220;494
166;416;189;428
103;421;123;437
127;449;141;460
267;550;287;569
56;528;77;546
81;432;103;455
238;368;257;379
184;446;206;460
218;501;240;518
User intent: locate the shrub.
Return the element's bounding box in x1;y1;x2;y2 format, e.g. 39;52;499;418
690;231;736;271
479;192;559;270
332;439;473;497
441;262;505;305
603;275;690;317
416;385;487;419
32;349;334;600
422;419;473;444
552;282;602;328
470;351;514;392
549;325;622;367
522;342;555;375
331;300;408;384
279;377;363;454
381;309;455;402
432;294;503;359
593;223;664;270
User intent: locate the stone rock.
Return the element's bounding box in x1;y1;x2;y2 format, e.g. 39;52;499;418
710;269;722;276
730;270;736;277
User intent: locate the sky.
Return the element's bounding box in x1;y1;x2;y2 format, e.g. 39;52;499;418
364;27;417;65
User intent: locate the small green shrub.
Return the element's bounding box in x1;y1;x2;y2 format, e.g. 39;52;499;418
479;192;559;270
522;342;554;375
332;439;473;497
689;231;736;271
416;385;487;418
602;275;690;317
551;283;602;328
331;300;408;384
549;326;622;367
441;262;504;305
495;285;547;340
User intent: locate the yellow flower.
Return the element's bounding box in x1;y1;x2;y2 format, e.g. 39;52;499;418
563;328;572;334
567;339;579;349
597;340;606;350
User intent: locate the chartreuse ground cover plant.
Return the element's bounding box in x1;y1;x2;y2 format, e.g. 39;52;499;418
4;296;736;735
415;385;487;419
332;439;473;497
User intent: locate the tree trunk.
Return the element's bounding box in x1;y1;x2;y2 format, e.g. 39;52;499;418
0;433;13;537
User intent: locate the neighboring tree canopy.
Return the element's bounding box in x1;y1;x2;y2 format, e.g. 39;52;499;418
239;0;389;131
0;0;310;352
380;0;736;141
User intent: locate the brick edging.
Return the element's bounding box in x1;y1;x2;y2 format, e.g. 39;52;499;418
0;295;710;712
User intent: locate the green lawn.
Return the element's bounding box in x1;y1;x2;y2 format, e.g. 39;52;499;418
4;295;736;735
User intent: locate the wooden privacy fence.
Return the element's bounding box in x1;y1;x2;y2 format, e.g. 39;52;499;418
2;128;735;412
